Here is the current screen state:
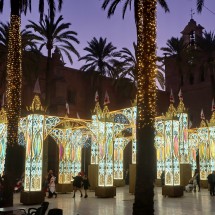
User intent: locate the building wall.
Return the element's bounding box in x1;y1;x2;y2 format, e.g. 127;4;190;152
164;19;214;128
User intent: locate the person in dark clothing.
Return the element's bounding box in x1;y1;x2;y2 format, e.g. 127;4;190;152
193;169;200;192
0;176;3;204
82;175;90;198
125;169;129;185
161;171;165;186
208;171;215;196
72;172;83;198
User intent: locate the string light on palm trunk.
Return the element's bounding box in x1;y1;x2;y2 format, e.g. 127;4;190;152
6;15;22;146
137;0;157;128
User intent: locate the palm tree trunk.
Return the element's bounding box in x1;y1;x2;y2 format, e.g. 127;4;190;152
4;0;22;206
6;0;22;146
45;47;52;110
133;0;157;214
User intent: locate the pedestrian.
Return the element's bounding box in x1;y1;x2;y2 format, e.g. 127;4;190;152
125;169;129;185
48;172;57;198
161;171;165;187
82;175;90;198
193;169;200;192
207;171;215;196
0;175;3;204
72;172;83;198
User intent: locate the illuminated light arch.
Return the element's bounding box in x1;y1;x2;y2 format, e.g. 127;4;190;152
50;127;95;184
198;124;209;180
3;93;215;191
188;129;199;175
111;106;137;164
114;137;131;179
177;99;189;164
154;117;165;179
0;108;7;175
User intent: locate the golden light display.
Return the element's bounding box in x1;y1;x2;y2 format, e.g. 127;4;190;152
136;0;157;128
6;15;22;146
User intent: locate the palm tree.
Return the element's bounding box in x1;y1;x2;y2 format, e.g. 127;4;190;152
0;0;63;206
102;1;169;214
26;15;80;108
156;57;165;90
79;37;119;78
196;0;204;13
161;37;188;87
0;21;40;88
117;43;137;82
102;0;205;214
0;0;63;145
197;31;215;97
118;43;165;89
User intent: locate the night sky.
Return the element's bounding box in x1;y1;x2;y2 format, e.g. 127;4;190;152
0;0;214;69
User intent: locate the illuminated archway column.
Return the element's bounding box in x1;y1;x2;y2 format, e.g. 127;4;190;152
94;102;116;197
176;98;189;163
21;95;60;204
208;109;215;174
162;102;183;197
164;118;180;186
198;107;215;187
90;135;99;164
113;137;130;180
88;101;102;190
50;128;75;184
97;116;114;186
121;106;136;193
90;113;100;165
176;95;192;186
188;129;199;175
122;106;137;164
198;118;210;181
0;108;7;175
154;117;165;182
24;113;44;191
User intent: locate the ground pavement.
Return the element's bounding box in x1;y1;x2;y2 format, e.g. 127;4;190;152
13;186;215;215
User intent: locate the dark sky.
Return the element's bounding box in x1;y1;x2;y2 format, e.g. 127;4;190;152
0;0;215;69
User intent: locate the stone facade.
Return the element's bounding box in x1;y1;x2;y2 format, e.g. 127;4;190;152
164;19;214;127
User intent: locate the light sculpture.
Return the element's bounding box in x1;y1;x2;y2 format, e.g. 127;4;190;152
113;134;130;180
154;117;165;179
164;102;180;186
198;113;210;180
188;129;198;175
0;108;7;175
24;95;60;191
24;95;45;191
50;119;92;184
176;93;189;163
122;106;136;164
97;105;114;186
208;106;215;176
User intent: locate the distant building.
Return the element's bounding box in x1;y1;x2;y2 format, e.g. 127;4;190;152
1;20;213;128
164;18;214;127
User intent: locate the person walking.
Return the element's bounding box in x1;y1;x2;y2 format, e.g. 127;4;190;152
161;171;165;187
193;169;200;192
208;171;215;196
72;172;83;198
48;172;57;198
82;175;90;198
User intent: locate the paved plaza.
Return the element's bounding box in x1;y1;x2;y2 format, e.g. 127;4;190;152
13;186;215;215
